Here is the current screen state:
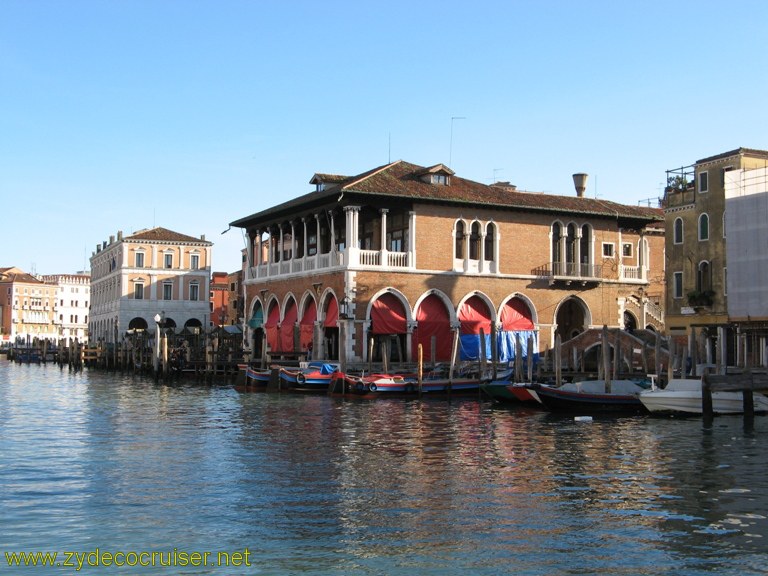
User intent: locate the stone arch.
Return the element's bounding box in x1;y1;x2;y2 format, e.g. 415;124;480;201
128;317;148;330
412;290;455;362
554;296;591;343
367;288;412;364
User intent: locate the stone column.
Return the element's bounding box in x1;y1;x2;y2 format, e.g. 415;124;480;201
379;209;388;265
290;221;296;272
575;227;583;277
345;206;360;267
408;210;416;269
406;320;417;363
479;227;487;274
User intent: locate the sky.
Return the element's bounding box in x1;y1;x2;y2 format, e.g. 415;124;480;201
2;0;768;276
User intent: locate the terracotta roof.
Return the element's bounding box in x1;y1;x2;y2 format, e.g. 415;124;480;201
309;173;349;185
125;227;210;244
0;267;46;284
231;160;663;227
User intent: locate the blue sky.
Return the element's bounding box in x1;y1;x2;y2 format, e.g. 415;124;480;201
3;0;768;275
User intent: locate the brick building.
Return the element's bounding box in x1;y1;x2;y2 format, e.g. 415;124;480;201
231;160;664;368
210;271;229;327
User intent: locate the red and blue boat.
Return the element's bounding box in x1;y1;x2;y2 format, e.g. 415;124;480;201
337;372;482;399
278;362;342;393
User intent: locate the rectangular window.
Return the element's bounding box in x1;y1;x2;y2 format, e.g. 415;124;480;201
135;284;144;300
699;171;708;193
602;243;614;257
163;283;173;301
135;252;144;267
723;267;727;296
622;243;632;257
308;233;317;256
673;272;683;299
164;253;173;269
190;254;199;270
190;284;199;301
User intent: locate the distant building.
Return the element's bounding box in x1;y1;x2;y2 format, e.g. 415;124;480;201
0;267;58;345
210;271;229;327
40;273;91;342
88;227;213;343
227;269;243;327
663;147;768;368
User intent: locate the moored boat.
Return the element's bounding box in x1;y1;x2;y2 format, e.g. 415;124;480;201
336;372;482;399
530;379;650;414
278;362;341;393
639;377;768;415
241;366;272;391
506;382;541;403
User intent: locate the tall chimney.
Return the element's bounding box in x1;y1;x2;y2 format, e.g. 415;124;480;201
573;173;589;197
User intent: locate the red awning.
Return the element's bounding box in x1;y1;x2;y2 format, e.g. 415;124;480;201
265;304;280;351
501;298;534;330
412;294;452;361
280;300;298;352
300;300;317;350
458;295;492;335
371;292;407;334
324;298;338;328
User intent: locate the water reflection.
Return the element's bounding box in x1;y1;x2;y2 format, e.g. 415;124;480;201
2;360;768;574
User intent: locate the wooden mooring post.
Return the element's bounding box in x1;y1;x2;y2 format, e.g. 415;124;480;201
702;372;768;429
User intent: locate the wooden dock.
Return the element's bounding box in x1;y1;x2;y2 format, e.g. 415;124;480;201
702;372;768;427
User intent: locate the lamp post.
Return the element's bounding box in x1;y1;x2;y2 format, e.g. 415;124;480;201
154;313;162;373
339;296;350;319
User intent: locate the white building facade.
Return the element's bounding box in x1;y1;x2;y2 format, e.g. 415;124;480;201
88;227;213;344
41;273;90;343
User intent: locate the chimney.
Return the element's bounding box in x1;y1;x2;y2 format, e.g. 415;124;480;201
572;173;589;197
117;231;123;241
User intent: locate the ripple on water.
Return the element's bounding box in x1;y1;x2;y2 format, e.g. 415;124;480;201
3;361;768;574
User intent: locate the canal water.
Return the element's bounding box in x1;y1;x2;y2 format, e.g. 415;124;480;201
2;359;768;575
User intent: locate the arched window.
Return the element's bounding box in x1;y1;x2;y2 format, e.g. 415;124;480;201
566;223;577;274
484;223;495;261
469;221;481;260
455;220;465;259
674;217;683;244
551;222;563;274
697;260;712;293
699;213;709;241
580;224;592;275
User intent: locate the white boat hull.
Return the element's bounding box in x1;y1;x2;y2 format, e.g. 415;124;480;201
640;380;768;415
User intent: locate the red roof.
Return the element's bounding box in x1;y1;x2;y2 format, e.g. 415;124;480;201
125;227;210;244
231;160;663;228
